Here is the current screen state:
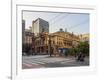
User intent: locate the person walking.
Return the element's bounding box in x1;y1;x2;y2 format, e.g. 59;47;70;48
77;52;82;61
76;52;85;62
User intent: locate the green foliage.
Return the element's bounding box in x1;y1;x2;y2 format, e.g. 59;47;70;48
69;48;80;56
68;41;89;56
78;42;89;56
65;49;69;56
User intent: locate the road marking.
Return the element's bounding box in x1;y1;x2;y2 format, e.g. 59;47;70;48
31;60;45;64
23;60;41;66
23;58;75;65
61;60;75;64
22;63;32;67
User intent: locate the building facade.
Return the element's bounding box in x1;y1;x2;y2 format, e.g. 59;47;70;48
79;33;89;42
22;31;35;54
33;29;80;55
22;20;25;44
24;31;34;44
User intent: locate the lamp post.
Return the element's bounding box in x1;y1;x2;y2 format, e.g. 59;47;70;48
48;35;52;57
31;33;35;55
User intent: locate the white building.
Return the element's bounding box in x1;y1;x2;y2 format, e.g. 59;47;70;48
32;18;49;36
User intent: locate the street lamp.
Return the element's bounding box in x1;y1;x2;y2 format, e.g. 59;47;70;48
48;35;52;57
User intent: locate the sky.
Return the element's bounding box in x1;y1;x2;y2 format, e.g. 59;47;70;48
22;11;89;35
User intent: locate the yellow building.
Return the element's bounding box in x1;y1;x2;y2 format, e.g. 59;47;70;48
79;33;89;42
34;32;49;54
50;31;80;48
34;30;80;55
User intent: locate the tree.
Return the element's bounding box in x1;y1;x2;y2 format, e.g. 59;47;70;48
78;42;89;56
68;42;89;57
69;47;80;56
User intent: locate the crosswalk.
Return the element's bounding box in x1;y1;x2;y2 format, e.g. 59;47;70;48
22;60;45;69
22;56;75;69
23;57;74;64
22;55;89;69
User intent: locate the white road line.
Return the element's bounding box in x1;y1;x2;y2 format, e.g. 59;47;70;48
28;59;74;64
31;61;45;64
23;61;40;66
22;63;32;67
23;58;75;66
38;59;72;63
61;60;75;64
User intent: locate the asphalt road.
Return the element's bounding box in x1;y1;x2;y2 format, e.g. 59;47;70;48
22;55;89;69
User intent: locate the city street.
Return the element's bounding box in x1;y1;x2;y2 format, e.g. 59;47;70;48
22;55;89;69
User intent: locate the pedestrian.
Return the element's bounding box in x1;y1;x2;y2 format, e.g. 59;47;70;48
80;54;85;62
77;52;82;61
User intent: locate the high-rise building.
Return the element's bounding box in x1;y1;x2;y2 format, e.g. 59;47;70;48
22;20;25;44
32;18;49;36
